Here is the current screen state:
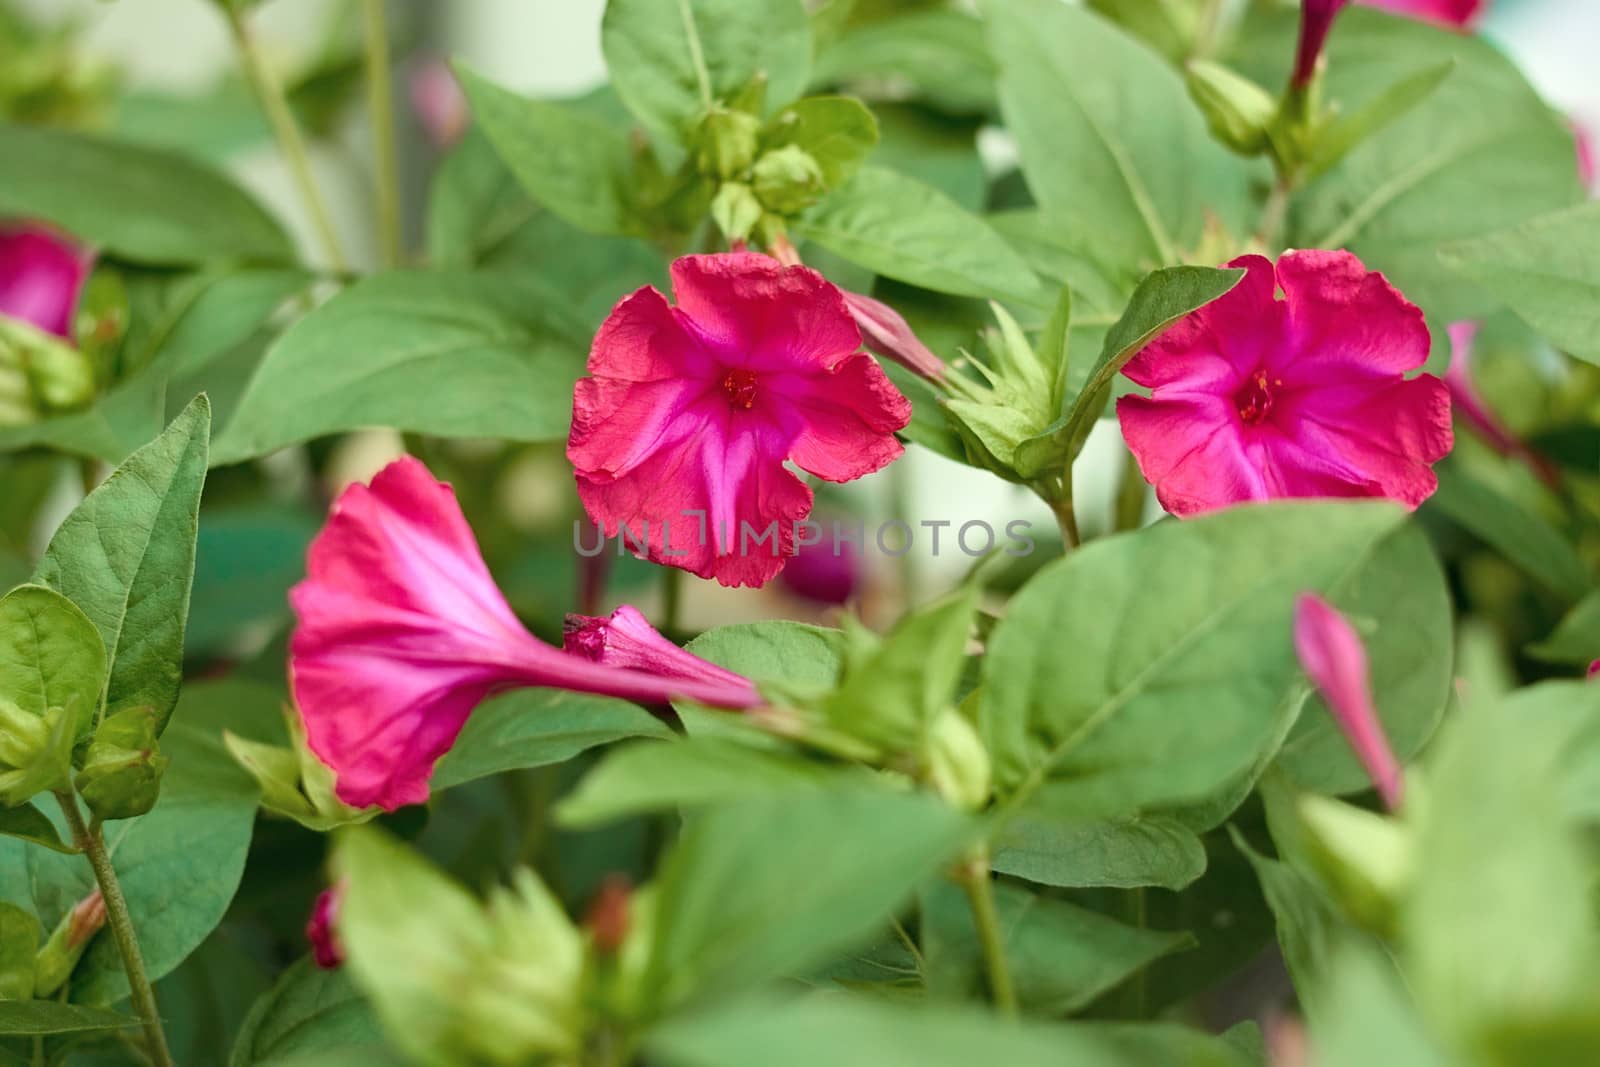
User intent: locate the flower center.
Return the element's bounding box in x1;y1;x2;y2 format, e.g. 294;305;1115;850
1234;371;1280;426
722;368;759;409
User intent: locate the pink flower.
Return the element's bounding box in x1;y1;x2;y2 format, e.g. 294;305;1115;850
1293;594;1404;810
1360;0;1485;28
842;291;947;383
409;58;468;149
290;457;762;811
1443;321;1558;488
0;223;91;340
1572;118;1597;194
562;605;759;701
569;253;911;588
307;883;346;970
1117;250;1452;517
1293;0;1353;88
778;533;859;606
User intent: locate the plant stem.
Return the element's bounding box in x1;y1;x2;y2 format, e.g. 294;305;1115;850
361;0;402;267
1121;886;1150;1018
1114;451;1147;533
224;4;349;272
660;565;684;638
54;793;174;1067
957;852;1018;1018
1253;173;1294;252
1045;477;1080;551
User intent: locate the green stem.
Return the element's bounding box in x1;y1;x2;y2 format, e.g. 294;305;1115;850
1114;451;1147;533
1253;173;1293;252
1190;0;1226;60
660;565;684;639
957;852;1017;1018
55;793;174;1067
1121;886;1150;1018
224;4;349;271
1045;477;1080;551
361;0;402;267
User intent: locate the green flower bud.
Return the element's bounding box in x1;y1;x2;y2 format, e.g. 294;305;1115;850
711;181;764;242
941;302;1063;484
0;315;96;426
752;144;826;215
1185;60;1277;157
32;890;105;997
692;107;762;179
74;706;168;821
0;700;74;807
925;709;992;811
0;903;41;1000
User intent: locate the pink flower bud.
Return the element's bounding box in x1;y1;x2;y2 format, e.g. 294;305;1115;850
67;890;106;950
0;223;91;340
1293;1;1353;89
410;58;468;150
778;533;859;606
1293;594;1404;810
1360;0;1486;28
563;605;759;700
584;875;632;955
307;882;346;970
842;291;947;383
1442;321;1559;488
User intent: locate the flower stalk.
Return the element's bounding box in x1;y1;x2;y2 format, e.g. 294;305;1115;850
956;849;1017;1018
55;791;174;1067
361;0;403;267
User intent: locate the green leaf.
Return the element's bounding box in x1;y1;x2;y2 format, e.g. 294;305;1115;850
601;0;812;142
644;789;971;1014
796;165;1045;305
1531;591;1600;666
980;502;1412;817
984;0;1253;273
1251;7;1585;320
991;813;1206;891
431;689;674;791
457;69;641;237
810;9;995;117
686;620;845;692
1016;265;1244;475
0;1001;137;1036
33;395;210;734
1306;944;1452;1067
921;880;1192;1014
1230;827;1352;1019
557;737;859;827
0;804;73;853
1440;201;1600;365
762;95;878;188
186;505;318;658
0;584;105;737
212;272;589;464
0;124;291;265
230;958;383;1067
1306;60;1454;179
1426;465;1590;598
21;718;257;1004
648;995;1256;1067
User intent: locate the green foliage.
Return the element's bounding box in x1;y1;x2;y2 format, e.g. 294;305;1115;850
229;958;385;1067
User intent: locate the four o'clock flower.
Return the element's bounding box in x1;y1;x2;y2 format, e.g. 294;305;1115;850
569;253;911;588
0;222;91;339
1294;594;1405;810
1117;250;1452;517
1360;0;1485;28
1442;321;1558;488
307;882;346;970
1293;1;1353;89
289;456;761;812
563;605;759;702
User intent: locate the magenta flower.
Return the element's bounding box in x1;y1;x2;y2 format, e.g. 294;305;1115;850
1360;0;1485;28
778;534;859;606
1293;0;1353;88
1443;321;1558;488
1117;250;1452;518
306;882;346;970
409;58;468;149
0;223;91;340
1293;594;1404;810
290;457;762;811
563;605;759;702
1573;118;1597;193
569;253;911;588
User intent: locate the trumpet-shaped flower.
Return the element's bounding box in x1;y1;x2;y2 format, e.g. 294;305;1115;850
569;253;911;588
1117;250;1452;517
1294;594;1404;809
563;605;759;701
1293;1;1353;88
290;457;761;811
0;223;89;340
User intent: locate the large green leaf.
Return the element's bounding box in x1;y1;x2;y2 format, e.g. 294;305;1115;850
22;718;257;1004
212;272;589;464
1440;201;1600;366
0;584;105;737
431;689;674;791
647;995;1255;1067
601;0;812;142
229;958;383;1067
796;165;1045;305
0;803;73;853
1239;8;1585;320
921;880;1191;1014
810;9;994;117
980;502;1417;818
1307;944;1453;1067
1230;828;1352;1020
0;1001;136;1036
984;0;1253;273
1426;466;1591;598
0;124;292;265
1531;592;1600;666
990;812;1207;891
33;396;210;733
644;789;971;1015
457;69;641;237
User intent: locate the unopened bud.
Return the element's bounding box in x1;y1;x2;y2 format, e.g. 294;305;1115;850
843;291;947;383
711;182;764;243
0;315;95;426
584;875;632;955
752;145;825;215
0;701;73;807
74;706;167;821
926;709;992;811
33;890;105;996
692;108;761;179
306;882;346;970
1185;60;1276;156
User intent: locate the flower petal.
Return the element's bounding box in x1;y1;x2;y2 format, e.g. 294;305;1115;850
669;253;862;372
1117;394;1267;516
1122;255;1278;393
777;353;910;483
1276;249;1431;384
